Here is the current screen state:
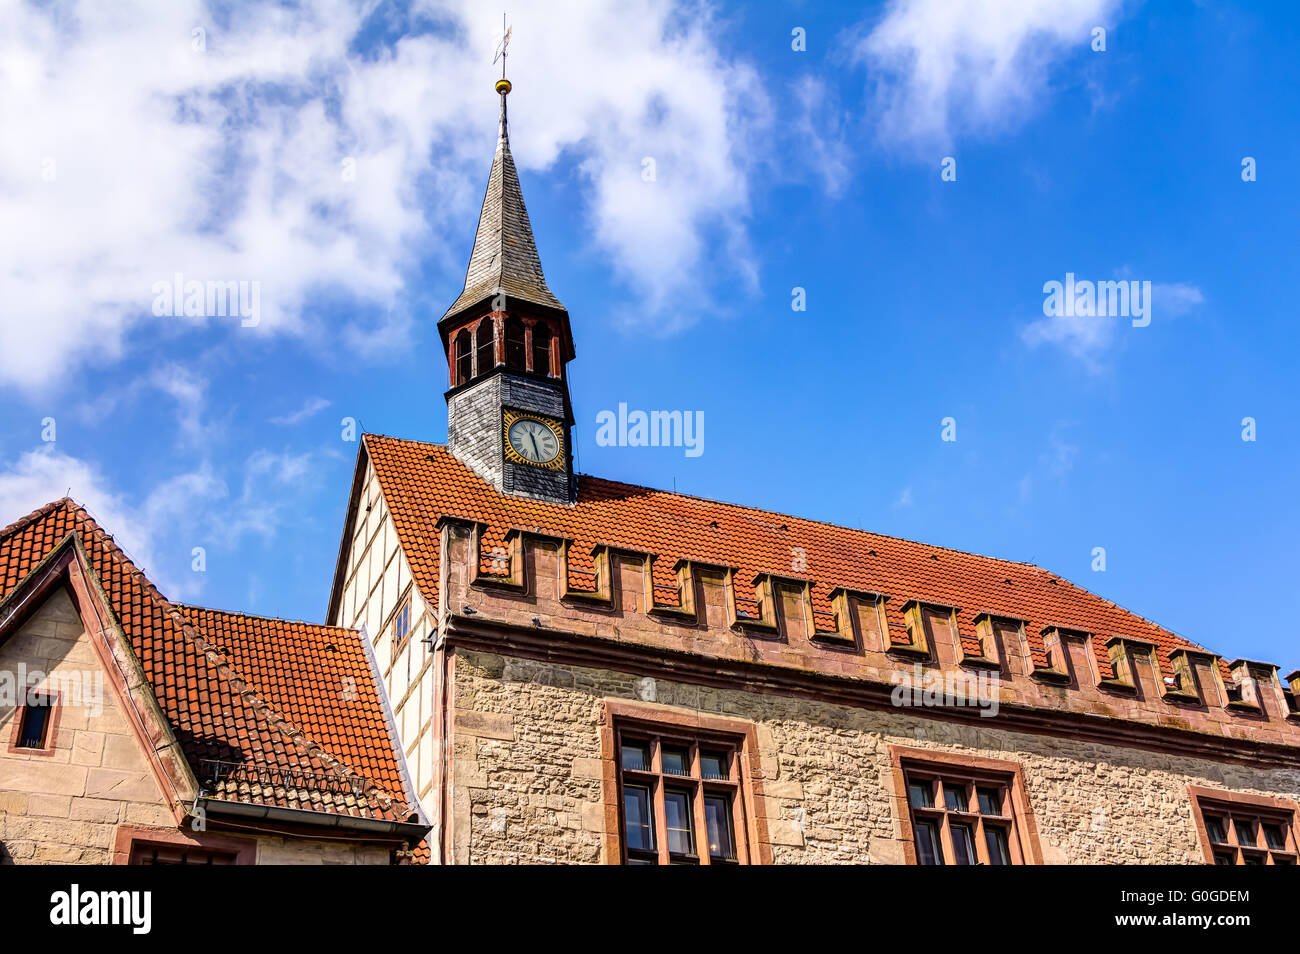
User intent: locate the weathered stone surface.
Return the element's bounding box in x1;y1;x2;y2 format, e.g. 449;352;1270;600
451;649;1300;864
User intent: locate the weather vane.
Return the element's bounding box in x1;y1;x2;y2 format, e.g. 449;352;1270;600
493;14;512;82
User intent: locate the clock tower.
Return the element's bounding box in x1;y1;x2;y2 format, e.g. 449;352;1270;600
439;75;576;505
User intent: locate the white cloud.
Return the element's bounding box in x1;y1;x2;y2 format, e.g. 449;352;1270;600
855;0;1123;150
0;446;167;587
0;440;326;598
1020;311;1118;372
0;0;766;390
150;363;213;445
792;76;852;198
1152;282;1205;315
270;396;331;426
1021;277;1204;370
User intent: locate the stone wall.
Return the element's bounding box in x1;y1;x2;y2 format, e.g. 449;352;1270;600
0;588;177;864
449;648;1300;864
0;587;406;866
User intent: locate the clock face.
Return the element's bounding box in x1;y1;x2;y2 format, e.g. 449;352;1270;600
507;416;562;465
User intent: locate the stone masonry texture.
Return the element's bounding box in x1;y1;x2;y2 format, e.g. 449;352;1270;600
450;649;1300;865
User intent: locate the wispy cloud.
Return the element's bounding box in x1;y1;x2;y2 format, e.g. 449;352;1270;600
1152;282;1205;316
270;396;331;427
1021;274;1204;370
854;0;1124;151
1018;428;1080;502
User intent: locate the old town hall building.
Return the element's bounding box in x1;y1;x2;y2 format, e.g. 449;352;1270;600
3;78;1300;865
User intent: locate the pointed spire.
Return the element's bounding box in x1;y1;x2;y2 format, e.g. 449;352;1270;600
442;77;565;321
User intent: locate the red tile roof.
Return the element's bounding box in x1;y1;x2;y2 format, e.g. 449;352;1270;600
364;435;1211;678
0;498;413;823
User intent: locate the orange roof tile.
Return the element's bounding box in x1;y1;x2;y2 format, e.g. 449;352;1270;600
363;434;1212;678
0;499;413;823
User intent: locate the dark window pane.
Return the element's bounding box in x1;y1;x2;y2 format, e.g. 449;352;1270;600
700;752;727;780
1274;855;1295;865
977;786;1002;816
1242;851;1265;865
1263;823;1287;851
454;330;473;384
1234;819;1257;847
504;318;526;370
914;820;943;865
664;790;693;856
475;318;495;375
908;780;933;809
1204;816;1227;844
620;741;649;772
18;698;51;749
661;747;689;776
984;826;1011;865
1213;850;1235;866
623;785;654;853
532;324;552;376
703;795;735;860
950;824;976;865
944;783;967;813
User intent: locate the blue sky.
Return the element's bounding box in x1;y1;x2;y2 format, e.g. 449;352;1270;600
1;0;1296;668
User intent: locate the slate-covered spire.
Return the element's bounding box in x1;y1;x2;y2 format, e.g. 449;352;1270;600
442;77;565;321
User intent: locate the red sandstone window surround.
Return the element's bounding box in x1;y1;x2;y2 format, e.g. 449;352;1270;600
889;746;1042;865
1188;786;1299;865
600;700;771;865
113;826;256;865
8;688;62;756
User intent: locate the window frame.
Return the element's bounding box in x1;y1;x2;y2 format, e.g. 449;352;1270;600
1188;786;1300;866
600;700;771;865
531;322;552;377
453;328;473;386
474;316;496;377
7;688;62;756
391;595;412;653
112;826;256;865
889;745;1043;866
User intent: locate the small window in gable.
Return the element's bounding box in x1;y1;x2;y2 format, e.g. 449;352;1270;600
17;692;53;750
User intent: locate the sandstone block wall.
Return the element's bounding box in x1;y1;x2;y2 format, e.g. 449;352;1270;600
0;589;176;864
449;648;1300;864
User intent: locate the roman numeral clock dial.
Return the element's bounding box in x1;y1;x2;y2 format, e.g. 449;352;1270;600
504;411;564;470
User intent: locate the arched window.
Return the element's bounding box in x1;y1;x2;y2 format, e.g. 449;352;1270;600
474;317;495;376
532;323;552;377
453;329;473;385
505;317;526;371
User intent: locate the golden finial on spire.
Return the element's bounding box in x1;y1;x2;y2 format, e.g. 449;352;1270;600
493;14;512;95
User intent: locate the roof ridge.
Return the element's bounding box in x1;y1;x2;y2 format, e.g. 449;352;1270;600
0;497;71;543
364;434;1050;574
